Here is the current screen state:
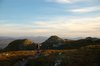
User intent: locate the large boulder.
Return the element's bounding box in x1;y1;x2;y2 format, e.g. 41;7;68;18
4;39;36;51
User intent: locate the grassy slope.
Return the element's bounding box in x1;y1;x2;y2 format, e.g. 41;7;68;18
0;45;100;66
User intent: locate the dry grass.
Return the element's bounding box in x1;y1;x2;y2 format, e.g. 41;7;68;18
0;51;36;61
0;45;100;66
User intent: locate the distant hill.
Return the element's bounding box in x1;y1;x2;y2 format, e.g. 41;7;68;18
60;37;100;49
1;36;100;50
0;36;47;48
41;36;100;49
4;39;37;51
41;35;65;49
0;37;16;49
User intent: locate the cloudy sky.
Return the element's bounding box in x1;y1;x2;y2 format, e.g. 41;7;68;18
0;0;100;37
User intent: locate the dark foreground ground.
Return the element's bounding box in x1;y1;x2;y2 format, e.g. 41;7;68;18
0;45;100;66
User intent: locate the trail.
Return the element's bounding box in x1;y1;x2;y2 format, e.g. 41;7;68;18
14;50;42;66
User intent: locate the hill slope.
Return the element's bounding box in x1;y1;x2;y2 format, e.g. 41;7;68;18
4;39;36;51
41;35;65;49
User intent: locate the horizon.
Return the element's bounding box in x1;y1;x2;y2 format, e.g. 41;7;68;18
0;35;100;39
0;0;100;37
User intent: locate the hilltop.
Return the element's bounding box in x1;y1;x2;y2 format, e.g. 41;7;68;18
4;39;37;51
41;36;100;49
2;35;100;51
41;35;65;49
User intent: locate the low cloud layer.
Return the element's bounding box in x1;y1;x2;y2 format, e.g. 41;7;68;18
69;6;100;13
0;16;100;37
46;0;96;4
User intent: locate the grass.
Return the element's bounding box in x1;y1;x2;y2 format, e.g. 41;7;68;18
0;45;100;66
0;51;36;61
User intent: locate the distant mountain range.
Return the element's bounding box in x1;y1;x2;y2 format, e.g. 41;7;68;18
0;36;48;48
0;37;15;49
41;36;100;49
0;36;82;49
1;35;100;51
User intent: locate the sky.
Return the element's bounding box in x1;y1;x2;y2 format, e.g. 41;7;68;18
0;0;100;37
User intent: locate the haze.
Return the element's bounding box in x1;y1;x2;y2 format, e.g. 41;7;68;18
0;0;100;37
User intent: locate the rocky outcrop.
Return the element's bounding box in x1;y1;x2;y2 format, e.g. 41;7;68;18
41;35;65;49
4;39;36;51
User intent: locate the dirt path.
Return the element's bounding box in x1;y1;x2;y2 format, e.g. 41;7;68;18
14;51;42;66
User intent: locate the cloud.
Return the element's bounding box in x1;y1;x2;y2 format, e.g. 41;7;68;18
31;16;100;37
32;16;100;31
46;0;89;4
69;6;100;13
46;0;72;4
0;16;100;37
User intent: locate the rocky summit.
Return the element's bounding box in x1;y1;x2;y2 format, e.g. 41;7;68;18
4;39;36;51
41;35;65;49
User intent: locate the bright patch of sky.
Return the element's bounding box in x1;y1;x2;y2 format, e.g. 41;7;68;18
0;0;100;37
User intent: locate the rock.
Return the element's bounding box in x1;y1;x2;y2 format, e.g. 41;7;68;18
4;39;36;51
41;35;65;49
